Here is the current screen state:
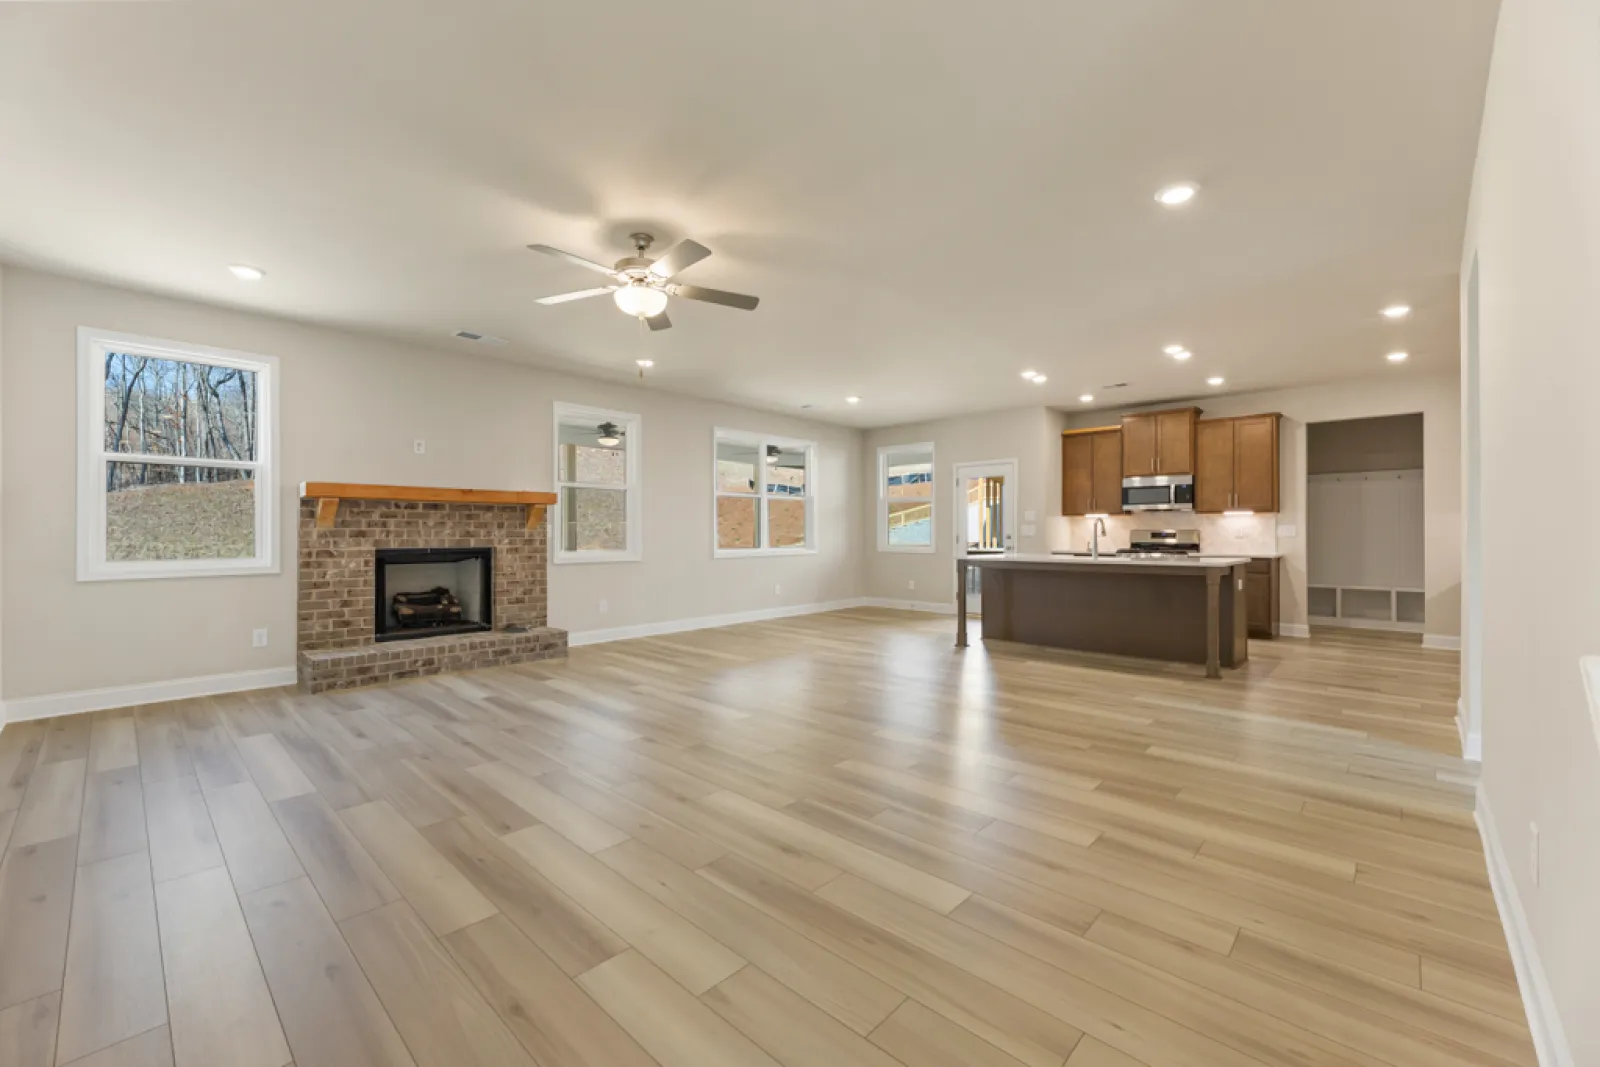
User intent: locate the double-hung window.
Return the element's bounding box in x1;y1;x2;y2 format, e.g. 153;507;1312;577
77;327;279;581
879;443;935;552
714;429;816;555
553;402;642;563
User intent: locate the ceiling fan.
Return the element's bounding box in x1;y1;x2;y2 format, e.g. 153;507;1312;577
527;232;759;332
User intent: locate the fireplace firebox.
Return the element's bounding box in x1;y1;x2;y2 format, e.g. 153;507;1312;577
374;547;493;642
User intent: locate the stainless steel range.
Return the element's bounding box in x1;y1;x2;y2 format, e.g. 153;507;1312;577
1116;528;1201;560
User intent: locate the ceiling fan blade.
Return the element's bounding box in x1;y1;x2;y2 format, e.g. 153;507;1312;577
535;287;616;305
648;239;712;280
646;310;672;332
526;244;618;277
670;283;760;311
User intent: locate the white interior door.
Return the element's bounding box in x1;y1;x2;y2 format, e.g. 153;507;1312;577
954;459;1018;613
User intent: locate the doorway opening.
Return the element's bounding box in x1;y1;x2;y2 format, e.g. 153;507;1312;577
953;459;1017;613
1305;414;1425;635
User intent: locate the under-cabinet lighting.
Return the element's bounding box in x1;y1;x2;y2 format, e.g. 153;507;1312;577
1223;510;1255;517
1086;513;1110;519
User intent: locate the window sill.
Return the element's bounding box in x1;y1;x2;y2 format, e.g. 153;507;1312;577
552;550;643;566
77;558;280;582
714;547;818;559
879;544;936;554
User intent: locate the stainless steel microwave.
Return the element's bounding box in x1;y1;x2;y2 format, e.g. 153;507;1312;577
1122;474;1195;512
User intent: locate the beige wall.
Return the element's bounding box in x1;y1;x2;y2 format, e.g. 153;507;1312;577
862;407;1059;604
1063;375;1462;639
1463;0;1600;1061
1307;414;1424;474
0;268;865;702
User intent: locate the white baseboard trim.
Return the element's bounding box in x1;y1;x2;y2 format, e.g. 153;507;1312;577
567;599;870;647
1476;784;1574;1067
857;598;956;615
1457;699;1482;762
1307;616;1425;635
1424;633;1463;651
2;666;298;724
1278;622;1311;639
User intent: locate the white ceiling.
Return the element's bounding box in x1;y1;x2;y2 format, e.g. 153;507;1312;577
0;0;1499;428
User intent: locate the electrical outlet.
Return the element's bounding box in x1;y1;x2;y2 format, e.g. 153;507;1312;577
252;628;268;648
598;599;609;615
908;579;916;591
1530;822;1540;886
413;439;426;454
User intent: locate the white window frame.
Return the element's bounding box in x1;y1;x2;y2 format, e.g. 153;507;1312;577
552;401;643;564
713;428;817;558
77;327;279;582
877;442;936;554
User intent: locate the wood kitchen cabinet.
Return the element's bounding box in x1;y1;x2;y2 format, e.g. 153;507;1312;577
1061;429;1123;515
1194;413;1280;513
1246;557;1280;638
1121;408;1198;477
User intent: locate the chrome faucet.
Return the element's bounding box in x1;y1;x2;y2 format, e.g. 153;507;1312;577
1090;516;1108;560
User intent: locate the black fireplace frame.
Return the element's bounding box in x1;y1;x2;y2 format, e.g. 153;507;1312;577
373;546;494;643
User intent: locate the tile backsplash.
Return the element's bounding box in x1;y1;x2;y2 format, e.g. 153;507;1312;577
1051;513;1278;557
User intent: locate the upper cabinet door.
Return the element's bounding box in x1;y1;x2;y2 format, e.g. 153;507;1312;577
1232;414;1280;511
1090;431;1124;514
1120;414;1157;477
1062;434;1095;516
1194;419;1235;513
1154;409;1196;475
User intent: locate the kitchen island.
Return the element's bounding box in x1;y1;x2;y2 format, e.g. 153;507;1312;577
955;554;1251;678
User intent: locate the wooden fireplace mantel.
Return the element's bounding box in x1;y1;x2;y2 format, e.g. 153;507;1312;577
300;483;559;530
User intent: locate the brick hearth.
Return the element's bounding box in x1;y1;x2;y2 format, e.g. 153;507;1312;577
296;495;566;692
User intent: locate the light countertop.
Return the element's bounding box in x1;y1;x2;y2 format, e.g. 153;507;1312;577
964;553;1251;569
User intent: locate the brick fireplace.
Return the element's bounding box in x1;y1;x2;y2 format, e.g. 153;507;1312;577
296;484;566;692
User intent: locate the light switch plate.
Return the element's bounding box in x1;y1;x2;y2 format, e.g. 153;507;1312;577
1024;510;1037;522
1021;523;1037;537
1277;524;1297;537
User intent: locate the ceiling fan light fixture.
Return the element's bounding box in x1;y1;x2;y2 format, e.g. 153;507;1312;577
613;283;669;319
765;444;780;465
595;421;623;447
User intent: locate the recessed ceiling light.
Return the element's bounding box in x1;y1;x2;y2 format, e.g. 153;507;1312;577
1207;376;1225;387
635;359;654;368
1155;183;1199;207
1163;345;1186;355
1169;349;1192;361
1382;304;1412;319
845;396;862;404
1079;394;1095;404
1031;375;1048;384
1021;370;1039;380
1387;351;1409;363
227;264;264;281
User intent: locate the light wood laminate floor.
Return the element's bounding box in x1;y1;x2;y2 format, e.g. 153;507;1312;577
0;610;1529;1067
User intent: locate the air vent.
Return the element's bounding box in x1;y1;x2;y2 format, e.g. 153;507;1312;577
1100;382;1130;390
453;330;509;346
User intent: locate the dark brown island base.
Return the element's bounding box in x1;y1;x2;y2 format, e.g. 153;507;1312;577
955;554;1251;678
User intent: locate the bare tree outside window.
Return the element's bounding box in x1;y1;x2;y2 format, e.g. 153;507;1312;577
101;352;260;559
